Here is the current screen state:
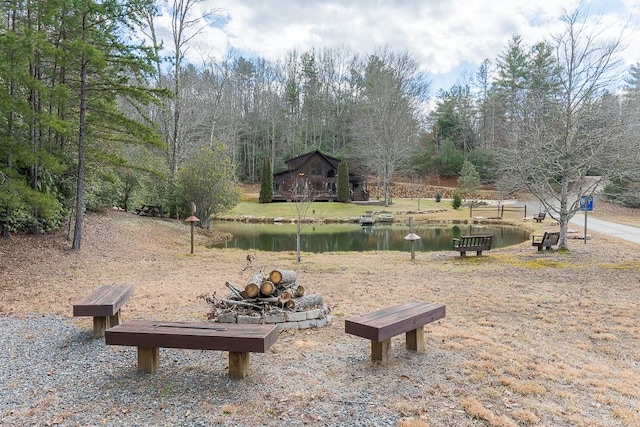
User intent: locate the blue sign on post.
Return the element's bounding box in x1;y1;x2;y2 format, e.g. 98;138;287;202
580;195;594;211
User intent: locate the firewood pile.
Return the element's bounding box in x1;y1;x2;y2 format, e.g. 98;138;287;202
368;183;494;200
200;269;325;320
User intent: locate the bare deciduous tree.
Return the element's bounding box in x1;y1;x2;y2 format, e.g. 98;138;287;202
498;7;633;249
351;49;430;206
288;178;315;262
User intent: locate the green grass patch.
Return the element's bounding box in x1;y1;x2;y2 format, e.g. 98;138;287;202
599;261;640;270
499;256;573;269
219;198;448;219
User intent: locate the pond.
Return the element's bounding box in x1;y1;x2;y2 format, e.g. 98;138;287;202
211;221;530;253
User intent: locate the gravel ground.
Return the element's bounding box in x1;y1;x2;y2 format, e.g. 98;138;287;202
1;315;448;427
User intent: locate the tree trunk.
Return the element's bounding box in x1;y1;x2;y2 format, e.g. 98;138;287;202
244;272;264;298
244;283;259;299
260;280;275;296
296;222;301;262
246;272;264;287
269;269;297;286
286;294;324;311
72;15;89;251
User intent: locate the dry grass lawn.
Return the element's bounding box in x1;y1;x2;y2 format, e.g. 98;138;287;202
1;205;640;426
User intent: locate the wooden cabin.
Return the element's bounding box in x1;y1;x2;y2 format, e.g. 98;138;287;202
272;150;369;202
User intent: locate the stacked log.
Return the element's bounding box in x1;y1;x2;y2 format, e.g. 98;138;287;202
206;269;315;316
269;269;297;286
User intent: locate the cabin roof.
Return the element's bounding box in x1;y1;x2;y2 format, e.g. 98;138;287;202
285;150;340;169
272;149;364;181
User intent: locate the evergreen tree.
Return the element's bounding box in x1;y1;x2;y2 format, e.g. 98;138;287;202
259;157;273;203
336;160;350;202
0;0;165;245
458;160;481;199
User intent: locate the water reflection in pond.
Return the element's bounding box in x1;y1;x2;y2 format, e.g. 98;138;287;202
211;221;529;253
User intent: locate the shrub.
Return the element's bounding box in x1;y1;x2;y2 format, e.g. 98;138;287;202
337;160;350;203
259;157;273;203
435;140;464;178
435;192;442;202
466;148;498;181
457;160;481;200
451;190;462;209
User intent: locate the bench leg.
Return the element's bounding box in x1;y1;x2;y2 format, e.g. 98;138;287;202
137;347;159;373
406;326;425;352
460;251;466;257
228;352;250;379
109;310;122;327
477;251;482;256
371;339;391;364
93;316;109;338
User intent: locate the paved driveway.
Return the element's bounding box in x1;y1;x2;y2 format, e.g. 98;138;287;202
570;213;640;245
503;199;640;245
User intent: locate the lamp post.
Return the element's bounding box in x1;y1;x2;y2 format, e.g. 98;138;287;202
403;217;421;260
185;202;199;254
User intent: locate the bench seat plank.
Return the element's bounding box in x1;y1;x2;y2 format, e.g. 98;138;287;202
106;320;279;378
106;320;278;353
72;284;134;338
73;284;134;317
345;301;445;342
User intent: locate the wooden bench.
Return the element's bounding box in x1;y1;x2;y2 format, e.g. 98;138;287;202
105;320;278;379
452;235;492;257
345;301;446;363
134;204;164;217
532;231;560;251
534;212;546;222
72;284;134;338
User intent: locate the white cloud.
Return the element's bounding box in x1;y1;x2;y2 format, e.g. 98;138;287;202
153;0;639;92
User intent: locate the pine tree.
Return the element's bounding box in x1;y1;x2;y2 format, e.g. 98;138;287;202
259;157;273;203
336;160;350;202
457;160;481;200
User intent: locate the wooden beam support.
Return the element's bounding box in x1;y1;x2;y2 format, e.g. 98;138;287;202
137;347;159;373
228;352;250;379
406;326;425;352
93;316;109;338
109;310;122;327
371;339;391;364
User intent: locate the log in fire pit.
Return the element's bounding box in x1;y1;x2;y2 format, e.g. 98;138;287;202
200;269;330;330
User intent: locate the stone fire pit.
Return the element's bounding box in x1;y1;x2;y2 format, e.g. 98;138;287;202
200;269;330;331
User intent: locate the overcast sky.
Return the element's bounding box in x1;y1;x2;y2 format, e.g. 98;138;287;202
153;0;640;95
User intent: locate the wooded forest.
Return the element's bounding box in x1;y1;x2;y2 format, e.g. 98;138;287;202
2;1;640;249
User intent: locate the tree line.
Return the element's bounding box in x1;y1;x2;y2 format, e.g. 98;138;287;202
2;1;639;250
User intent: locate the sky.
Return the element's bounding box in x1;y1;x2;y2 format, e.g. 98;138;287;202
153;0;640;97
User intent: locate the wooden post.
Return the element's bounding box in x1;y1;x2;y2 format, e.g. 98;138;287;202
109;310;121;327
406;326;425;352
190;221;195;254
185;203;199;255
93;316;109;338
228;352;250;379
410;217;415;260
371;339;391;364
137;347;159;373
